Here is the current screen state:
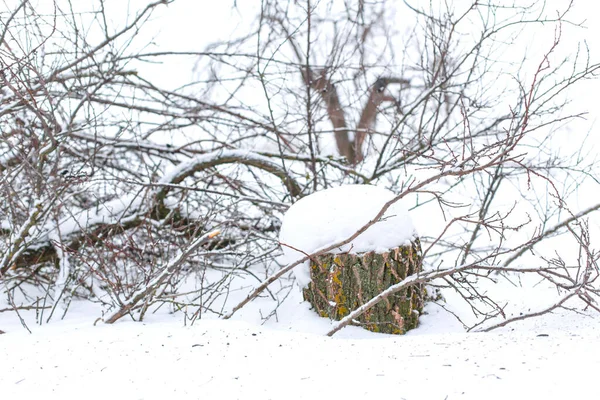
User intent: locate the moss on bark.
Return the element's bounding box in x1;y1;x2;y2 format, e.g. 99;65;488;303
303;238;424;334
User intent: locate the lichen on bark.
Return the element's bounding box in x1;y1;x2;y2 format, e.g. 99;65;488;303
303;238;424;334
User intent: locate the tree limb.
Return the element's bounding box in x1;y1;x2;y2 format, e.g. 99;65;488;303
503;202;600;267
6;149;301;270
104;229;221;323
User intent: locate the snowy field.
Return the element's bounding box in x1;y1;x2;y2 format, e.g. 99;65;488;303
1;306;599;399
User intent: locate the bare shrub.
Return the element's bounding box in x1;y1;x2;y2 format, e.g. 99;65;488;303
1;0;598;332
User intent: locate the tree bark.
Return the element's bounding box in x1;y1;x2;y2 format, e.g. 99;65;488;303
303;239;423;334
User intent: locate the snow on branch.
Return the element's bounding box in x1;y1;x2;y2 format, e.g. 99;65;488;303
0;151;21;173
6;149;300;271
155;149;302;201
10;195;147;270
0;200;50;277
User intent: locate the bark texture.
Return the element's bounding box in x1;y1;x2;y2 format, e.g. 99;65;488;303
303;239;424;334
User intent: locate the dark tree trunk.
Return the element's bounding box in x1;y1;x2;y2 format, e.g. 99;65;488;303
303;239;424;334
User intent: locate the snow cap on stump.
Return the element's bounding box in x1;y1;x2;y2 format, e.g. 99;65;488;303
279;184;417;287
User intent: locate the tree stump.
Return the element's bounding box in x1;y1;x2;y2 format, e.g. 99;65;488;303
303;239;424;334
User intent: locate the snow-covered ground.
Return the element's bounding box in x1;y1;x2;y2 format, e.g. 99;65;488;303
2;1;600;399
1;306;599;399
